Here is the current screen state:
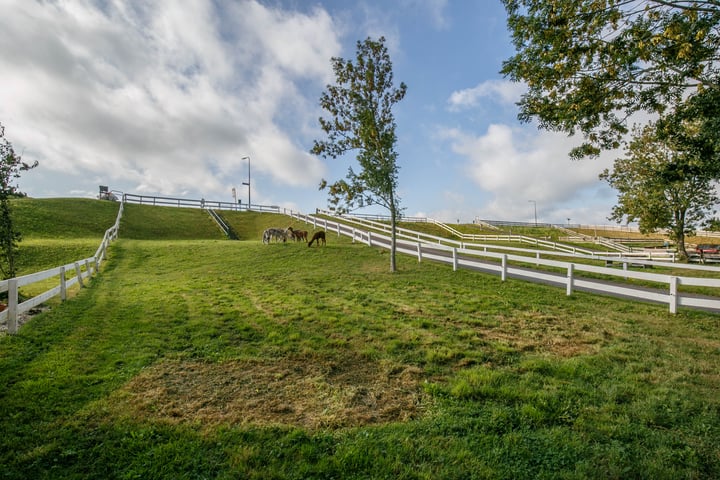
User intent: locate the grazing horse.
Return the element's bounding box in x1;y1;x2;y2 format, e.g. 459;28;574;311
286;226;296;241
262;228;287;244
286;226;308;242
308;230;326;247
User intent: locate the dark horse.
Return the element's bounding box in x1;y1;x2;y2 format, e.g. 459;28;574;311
308;230;326;247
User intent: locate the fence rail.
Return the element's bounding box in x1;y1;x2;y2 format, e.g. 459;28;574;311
315;210;676;262
288;211;720;314
123;193;281;213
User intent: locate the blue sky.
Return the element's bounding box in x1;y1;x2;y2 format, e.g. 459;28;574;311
0;0;619;225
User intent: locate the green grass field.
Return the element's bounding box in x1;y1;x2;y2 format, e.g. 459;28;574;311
1;198;719;479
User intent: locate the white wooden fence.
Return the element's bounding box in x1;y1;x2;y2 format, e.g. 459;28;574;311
123;193;281;213
0;202;124;334
314;209;677;261
287;210;720;314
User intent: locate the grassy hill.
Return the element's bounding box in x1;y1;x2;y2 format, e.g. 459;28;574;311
12;199;226;276
1;199;719;478
214;209;318;241
11;198;119;277
11;199;323;276
12;197;119;239
120;203;225;240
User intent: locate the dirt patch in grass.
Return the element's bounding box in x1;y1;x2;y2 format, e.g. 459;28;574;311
477;311;609;357
116;355;427;430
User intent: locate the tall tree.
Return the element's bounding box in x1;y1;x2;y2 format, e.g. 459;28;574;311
600;122;717;258
0;123;38;279
501;0;720;160
311;36;407;272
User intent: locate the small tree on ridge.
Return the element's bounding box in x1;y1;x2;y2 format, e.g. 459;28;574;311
311;36;407;272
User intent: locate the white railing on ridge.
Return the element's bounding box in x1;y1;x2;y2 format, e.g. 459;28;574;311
123;193;281;213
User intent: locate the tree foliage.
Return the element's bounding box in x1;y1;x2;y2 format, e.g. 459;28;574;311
311;37;407;271
600;121;717;257
502;0;720;159
0;123;38;279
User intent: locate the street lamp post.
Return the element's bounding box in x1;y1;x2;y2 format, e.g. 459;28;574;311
241;156;250;210
528;200;537;226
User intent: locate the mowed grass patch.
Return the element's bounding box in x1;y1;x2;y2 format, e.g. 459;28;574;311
1;235;719;478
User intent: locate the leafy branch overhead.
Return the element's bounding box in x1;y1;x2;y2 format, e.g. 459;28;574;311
502;0;720;159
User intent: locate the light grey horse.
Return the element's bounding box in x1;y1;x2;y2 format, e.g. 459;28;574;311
262;228;287;244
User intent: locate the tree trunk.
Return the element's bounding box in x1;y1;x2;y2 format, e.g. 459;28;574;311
673;209;689;261
389;195;397;272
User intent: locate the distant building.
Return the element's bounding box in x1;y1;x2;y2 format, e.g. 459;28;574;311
98;185;118;201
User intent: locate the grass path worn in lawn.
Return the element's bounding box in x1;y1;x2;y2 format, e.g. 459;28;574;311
1;234;719;478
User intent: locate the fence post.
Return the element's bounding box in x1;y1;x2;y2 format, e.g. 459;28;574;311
368;231;373;247
100;239;107;263
352;228;356;243
566;263;574;296
669;276;678;314
452;248;458;271
75;262;84;287
336;223;340;236
501;254;507;281
536;252;540;266
60;266;67;301
417;243;422;262
7;278;17;334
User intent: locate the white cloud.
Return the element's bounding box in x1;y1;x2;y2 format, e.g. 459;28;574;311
401;0;450;29
0;0;341;198
447;79;526;111
440;124;617;224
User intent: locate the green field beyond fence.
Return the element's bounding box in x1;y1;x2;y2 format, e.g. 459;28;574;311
0;198;719;479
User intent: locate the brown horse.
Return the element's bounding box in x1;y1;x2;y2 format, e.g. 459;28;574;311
286;226;308;242
308;230;326;247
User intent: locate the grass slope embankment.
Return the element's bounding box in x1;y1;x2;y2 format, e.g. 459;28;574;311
1;201;719;478
12;197;120;239
120;203;224;240
12;198;120;277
